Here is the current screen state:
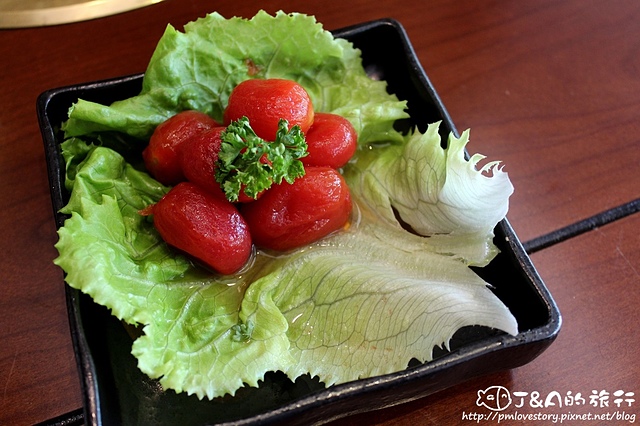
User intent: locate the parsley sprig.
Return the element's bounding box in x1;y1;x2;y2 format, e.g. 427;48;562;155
215;116;308;202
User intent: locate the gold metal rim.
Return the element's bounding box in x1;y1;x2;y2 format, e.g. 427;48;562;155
0;0;166;29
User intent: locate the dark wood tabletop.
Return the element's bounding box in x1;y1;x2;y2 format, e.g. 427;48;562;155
1;0;639;425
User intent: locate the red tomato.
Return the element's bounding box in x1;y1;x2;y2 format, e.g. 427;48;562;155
236;187;265;203
223;79;314;140
143;182;252;275
178;126;227;199
178;127;264;203
302;112;358;169
143;111;219;185
241;167;352;251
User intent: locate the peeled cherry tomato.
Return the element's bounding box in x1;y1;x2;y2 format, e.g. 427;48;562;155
143;182;252;275
241;167;352;251
236;187;265;203
178;128;265;203
178;127;227;199
302;113;358;169
223;78;314;140
143;110;219;185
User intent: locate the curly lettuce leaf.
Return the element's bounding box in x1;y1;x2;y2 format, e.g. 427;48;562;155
62;10;407;145
55;140;182;324
345;121;514;266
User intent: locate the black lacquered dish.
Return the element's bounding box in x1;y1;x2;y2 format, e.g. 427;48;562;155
37;18;561;426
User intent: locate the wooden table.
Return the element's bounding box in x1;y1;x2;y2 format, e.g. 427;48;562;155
1;0;638;424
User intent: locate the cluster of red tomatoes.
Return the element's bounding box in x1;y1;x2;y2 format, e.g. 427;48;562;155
140;79;357;275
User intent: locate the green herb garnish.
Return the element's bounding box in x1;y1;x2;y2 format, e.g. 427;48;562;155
215;116;308;202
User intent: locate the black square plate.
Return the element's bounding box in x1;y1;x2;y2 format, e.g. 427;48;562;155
37;18;561;426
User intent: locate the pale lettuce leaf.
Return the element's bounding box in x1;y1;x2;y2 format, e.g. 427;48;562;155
344;121;514;266
245;212;517;386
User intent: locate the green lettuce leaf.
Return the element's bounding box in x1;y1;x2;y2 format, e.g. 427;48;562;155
62;10;408;145
54;11;517;400
55;139;295;398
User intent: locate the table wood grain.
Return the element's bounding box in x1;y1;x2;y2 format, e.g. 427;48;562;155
1;0;638;425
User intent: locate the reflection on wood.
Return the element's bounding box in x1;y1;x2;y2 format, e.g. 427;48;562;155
0;0;166;28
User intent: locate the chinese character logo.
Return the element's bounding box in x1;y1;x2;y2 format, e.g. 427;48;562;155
477;386;513;411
